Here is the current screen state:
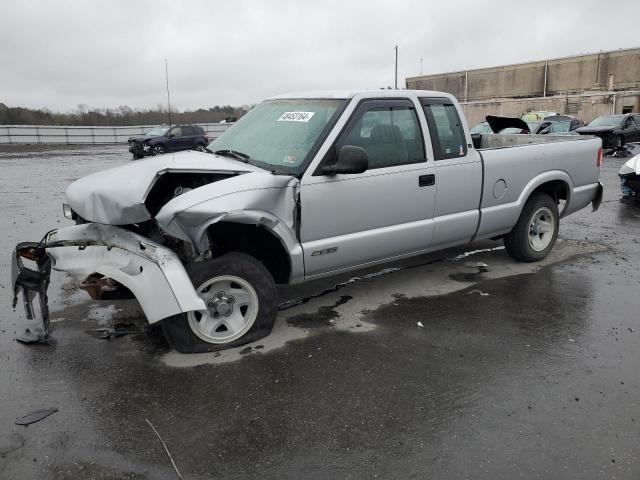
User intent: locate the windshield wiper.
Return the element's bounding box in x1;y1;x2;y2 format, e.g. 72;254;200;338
210;149;252;164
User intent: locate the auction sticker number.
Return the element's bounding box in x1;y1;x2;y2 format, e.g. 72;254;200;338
278;111;315;122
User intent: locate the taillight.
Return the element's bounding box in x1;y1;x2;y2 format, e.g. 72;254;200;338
597;147;603;167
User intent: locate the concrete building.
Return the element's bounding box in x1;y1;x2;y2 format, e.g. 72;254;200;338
406;47;640;126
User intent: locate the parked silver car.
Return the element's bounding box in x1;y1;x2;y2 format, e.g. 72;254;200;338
12;90;603;352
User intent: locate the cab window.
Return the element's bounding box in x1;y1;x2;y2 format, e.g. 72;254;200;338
421;100;467;160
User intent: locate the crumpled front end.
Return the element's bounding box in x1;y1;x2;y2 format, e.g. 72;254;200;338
11;223;206;338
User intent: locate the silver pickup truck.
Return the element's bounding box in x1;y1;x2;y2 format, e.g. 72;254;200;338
12;90;603;352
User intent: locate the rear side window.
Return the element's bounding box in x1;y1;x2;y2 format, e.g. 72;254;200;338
336;101;425;169
421;101;467;160
183;126;195;135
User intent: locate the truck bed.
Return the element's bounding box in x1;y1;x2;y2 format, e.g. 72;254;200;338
472;133;597;150
473;134;602;240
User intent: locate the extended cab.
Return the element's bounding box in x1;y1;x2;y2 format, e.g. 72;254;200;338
12;90;603;352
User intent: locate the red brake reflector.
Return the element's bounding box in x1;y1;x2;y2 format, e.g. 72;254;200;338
597;147;603;168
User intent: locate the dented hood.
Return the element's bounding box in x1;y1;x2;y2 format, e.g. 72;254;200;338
65;151;264;224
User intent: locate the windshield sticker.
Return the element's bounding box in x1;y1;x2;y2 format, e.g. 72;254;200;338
278;112;315;123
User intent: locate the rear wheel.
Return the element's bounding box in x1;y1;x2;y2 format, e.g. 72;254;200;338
504;192;559;262
161;253;278;353
194;143;206;152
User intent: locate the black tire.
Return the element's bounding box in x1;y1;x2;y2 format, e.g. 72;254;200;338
194;143;206;152
132;152;143;160
613;135;624;150
161;252;278;353
151;144;165;156
503;192;559;262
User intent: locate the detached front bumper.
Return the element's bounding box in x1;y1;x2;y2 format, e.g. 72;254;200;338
12;223;206;329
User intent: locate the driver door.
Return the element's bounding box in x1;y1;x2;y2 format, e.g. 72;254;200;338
299;99;436;278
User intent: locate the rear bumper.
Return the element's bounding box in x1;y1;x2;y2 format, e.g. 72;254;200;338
12;224;205;325
563;181;603;216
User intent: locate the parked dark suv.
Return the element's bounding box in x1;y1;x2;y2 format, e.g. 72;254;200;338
128;124;209;159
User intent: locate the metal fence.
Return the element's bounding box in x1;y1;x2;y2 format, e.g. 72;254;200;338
0;123;231;144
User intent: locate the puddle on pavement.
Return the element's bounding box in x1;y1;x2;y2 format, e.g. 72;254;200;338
161;239;608;368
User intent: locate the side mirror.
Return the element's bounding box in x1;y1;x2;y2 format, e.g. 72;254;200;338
321;146;368;175
167;133;175;138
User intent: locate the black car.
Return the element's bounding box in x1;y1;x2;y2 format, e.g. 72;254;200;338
535;115;584;135
575;113;640;150
128;124;209;159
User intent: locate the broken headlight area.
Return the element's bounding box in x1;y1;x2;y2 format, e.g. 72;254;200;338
118;220;194;262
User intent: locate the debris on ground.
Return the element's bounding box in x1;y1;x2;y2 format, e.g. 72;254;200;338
467;290;490;296
464;262;490;272
145;418;184;480
86;322;141;340
15;407;58;426
16;328;54;345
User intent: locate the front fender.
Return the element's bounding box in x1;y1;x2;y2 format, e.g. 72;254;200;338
167;210;305;284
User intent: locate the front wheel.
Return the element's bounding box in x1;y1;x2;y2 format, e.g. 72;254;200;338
151;144;165;156
504;192;559;262
161;253;278;353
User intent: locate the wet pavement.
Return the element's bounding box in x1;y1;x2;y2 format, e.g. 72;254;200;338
1;144;639;479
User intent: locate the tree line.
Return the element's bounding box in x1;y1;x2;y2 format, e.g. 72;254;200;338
0;103;248;126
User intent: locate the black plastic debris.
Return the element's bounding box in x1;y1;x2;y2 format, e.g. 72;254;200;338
15;407;58;426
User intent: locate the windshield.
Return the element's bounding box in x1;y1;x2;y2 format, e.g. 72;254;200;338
209;99;346;174
588;115;625;127
145;127;169;136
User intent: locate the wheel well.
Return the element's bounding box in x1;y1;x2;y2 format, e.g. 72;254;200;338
207;222;291;284
532;180;568;204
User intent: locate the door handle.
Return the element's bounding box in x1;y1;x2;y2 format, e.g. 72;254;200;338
419;174;435;187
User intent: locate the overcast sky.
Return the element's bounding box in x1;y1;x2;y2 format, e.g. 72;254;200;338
2;0;640;112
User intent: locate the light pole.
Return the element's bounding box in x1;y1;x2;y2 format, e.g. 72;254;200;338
394;45;398;89
165;58;172;127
